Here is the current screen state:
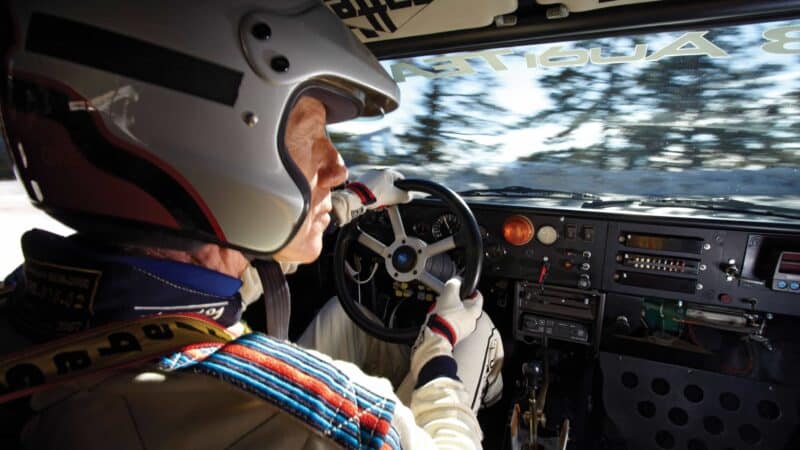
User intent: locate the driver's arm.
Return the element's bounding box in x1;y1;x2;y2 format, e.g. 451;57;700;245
311;344;482;450
402;278;484;449
329;169;484;448
295;282;485;449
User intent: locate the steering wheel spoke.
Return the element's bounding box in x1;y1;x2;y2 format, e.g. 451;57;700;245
386;205;407;242
356;230;389;257
425;235;456;258
417;271;446;295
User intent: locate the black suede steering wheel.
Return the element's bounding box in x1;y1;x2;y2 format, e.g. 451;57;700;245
333;179;483;343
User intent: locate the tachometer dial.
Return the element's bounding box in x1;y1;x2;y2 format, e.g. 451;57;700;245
431;213;460;239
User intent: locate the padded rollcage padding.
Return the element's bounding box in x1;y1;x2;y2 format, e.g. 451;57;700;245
599;352;799;450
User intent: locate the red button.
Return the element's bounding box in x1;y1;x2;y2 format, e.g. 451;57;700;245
718;293;732;304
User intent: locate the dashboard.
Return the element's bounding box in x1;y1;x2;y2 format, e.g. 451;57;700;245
373;199;800;330
344;197;800;450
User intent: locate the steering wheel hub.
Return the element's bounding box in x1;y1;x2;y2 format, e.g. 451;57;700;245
384;237;427;282
391;245;418;273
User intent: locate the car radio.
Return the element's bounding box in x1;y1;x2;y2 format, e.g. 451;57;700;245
513;282;604;350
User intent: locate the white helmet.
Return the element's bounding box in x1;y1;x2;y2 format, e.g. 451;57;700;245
0;0;399;257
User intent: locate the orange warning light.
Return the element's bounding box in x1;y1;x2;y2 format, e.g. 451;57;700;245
503;215;534;246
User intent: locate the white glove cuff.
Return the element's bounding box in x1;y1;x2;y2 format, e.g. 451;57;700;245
410;328;458;387
331;189;366;226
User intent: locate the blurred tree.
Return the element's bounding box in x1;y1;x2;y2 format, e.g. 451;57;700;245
521;26;800;172
339;59;513;165
396;72;515;164
397;76;448;163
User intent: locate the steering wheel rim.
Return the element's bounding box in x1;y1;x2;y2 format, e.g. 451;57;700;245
333;178;483;343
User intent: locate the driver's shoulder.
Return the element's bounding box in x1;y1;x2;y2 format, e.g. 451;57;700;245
24;366;346;450
5;327;404;450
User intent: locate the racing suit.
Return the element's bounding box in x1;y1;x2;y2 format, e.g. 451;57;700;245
0;229;490;449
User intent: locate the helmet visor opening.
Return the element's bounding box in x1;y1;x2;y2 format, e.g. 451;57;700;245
301;84;363;125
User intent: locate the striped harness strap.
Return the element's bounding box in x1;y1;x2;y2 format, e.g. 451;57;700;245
161;333;401;450
0;314;401;450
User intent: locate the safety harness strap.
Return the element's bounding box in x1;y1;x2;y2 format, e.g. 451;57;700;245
255;260;292;341
0;311;402;450
0;313;234;403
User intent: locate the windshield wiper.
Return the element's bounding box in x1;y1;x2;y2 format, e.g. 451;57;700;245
458;186;601;201
582;197;800;220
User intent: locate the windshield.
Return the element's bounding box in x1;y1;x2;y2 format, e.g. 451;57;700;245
330;19;800;210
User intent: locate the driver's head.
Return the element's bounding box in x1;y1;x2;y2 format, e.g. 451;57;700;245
276;95;348;263
0;0;398;262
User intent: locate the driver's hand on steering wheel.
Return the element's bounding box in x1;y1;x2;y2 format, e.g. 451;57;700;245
409;278;484;385
426;278;484;349
331;168;412;225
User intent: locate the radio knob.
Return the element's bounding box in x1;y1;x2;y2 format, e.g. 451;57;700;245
580;262;591;271
582;250;592;259
578;274;591;289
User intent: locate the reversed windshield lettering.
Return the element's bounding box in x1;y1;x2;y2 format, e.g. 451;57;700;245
645;31;728;61
539;46;590;68
762;25;800;55
389;28;794;82
590;44;648;65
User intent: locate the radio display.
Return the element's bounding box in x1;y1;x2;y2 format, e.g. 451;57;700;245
623;233;704;255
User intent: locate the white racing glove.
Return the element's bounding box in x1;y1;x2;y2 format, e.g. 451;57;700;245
330;168;412;225
409;278;483;388
452;314;504;412
399;278;487;449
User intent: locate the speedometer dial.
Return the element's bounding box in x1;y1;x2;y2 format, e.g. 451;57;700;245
431;213;460;239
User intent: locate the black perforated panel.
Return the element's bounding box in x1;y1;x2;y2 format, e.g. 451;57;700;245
600;352;800;450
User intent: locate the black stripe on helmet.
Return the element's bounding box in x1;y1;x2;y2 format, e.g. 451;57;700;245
26;13;242;106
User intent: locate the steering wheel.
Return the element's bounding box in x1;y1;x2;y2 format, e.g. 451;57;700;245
333;179;483;343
